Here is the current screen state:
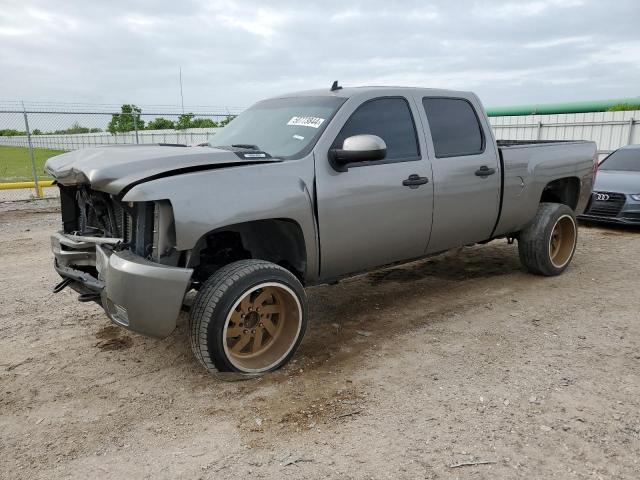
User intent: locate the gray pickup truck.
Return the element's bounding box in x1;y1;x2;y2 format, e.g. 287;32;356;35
46;85;597;374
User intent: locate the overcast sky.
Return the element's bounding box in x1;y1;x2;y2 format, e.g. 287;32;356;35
1;0;639;110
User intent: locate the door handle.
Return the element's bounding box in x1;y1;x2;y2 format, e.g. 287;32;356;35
475;166;496;177
402;174;429;188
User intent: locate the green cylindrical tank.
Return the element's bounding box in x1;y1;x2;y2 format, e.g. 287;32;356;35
486;98;640;117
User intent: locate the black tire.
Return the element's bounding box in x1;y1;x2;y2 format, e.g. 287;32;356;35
518;202;578;276
189;259;307;374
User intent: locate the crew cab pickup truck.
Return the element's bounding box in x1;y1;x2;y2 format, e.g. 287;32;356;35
45;85;598;374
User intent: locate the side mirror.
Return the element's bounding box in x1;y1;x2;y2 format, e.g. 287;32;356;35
329;134;387;171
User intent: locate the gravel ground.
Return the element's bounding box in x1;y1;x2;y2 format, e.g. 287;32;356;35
1;201;639;479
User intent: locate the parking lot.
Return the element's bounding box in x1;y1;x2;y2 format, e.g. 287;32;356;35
1;201;639;479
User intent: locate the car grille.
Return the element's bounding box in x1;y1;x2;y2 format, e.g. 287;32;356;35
112;200;134;242
622;212;640;222
585;192;626;218
74;186;133;242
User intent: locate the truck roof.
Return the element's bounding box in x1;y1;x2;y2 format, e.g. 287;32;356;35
619;144;640;151
265;85;476;101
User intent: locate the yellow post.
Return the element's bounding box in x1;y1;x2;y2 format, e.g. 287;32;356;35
0;180;55;195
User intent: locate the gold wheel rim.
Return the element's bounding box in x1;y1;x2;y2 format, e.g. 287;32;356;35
223;282;302;373
549;214;577;269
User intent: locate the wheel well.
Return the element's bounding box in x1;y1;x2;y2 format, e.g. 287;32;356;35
190;219;307;284
540;177;580;210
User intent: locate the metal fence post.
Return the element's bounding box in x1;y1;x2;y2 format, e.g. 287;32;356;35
627;118;635;145
536;121;543;140
133;112;139;144
22;102;41;198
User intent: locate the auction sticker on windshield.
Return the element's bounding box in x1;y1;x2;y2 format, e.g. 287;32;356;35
287;116;325;128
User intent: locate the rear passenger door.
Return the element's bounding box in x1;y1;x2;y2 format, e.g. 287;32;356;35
419;96;501;253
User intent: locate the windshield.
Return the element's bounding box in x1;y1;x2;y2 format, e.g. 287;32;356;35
600;148;640;172
210;96;346;158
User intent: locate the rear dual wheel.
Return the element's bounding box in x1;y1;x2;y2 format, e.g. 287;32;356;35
518;202;578;276
189;260;307;374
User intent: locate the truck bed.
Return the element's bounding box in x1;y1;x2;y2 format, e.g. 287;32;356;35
493;139;597;237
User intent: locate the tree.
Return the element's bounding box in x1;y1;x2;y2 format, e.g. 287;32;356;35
608;103;639;112
32;129;42;135
176;113;219;129
219;115;236;127
50;122;102;134
175;113;194;130
146;117;175;130
107;104;145;134
190;117;218;128
57;122;89;134
0;129;24;136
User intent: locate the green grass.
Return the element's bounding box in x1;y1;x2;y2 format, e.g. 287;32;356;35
0;146;66;182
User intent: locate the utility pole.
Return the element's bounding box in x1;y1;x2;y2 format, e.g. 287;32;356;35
179;67;184;114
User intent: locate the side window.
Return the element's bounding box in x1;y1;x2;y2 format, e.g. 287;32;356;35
333;97;419;161
422;97;484;158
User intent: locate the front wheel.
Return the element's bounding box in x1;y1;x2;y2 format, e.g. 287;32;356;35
518;202;578;276
189;260;307;374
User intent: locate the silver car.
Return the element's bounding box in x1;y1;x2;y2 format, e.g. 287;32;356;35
579;145;640;225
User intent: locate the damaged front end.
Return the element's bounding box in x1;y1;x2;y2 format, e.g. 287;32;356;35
52;184;192;337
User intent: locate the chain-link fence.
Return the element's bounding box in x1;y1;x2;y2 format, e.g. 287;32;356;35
0;101;244;201
2;100;639;203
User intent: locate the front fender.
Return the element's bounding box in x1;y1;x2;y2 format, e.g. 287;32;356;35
122;162;319;281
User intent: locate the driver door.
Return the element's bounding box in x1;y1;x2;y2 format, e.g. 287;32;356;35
314;96;434;279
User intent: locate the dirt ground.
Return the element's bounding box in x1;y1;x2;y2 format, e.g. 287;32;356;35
1;200;639;479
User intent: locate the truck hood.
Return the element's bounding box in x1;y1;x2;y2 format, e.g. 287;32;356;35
44;145;280;195
593;170;640;195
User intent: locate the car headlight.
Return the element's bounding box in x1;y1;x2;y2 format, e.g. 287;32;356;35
630;194;640;201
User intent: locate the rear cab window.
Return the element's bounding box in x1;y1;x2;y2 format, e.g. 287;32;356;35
422;97;485;158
